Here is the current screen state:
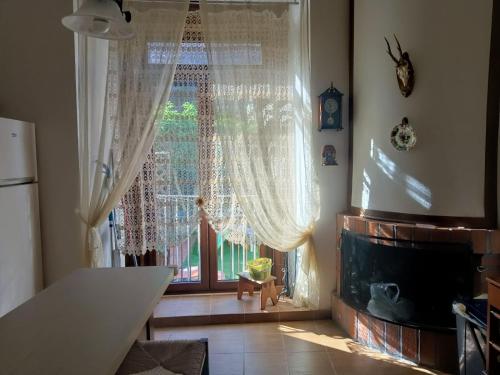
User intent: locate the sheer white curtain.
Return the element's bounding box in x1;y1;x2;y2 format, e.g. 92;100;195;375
200;0;320;307
77;0;189;267
117;11;254;260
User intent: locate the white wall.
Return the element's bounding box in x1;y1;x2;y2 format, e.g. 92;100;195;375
0;1;83;285
310;0;350;310
351;0;493;218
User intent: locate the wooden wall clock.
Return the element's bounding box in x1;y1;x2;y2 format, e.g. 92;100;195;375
318;84;343;131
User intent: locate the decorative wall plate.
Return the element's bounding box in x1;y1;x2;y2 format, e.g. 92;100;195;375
390;117;416;151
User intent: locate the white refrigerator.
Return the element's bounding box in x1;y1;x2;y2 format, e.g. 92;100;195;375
0;117;43;317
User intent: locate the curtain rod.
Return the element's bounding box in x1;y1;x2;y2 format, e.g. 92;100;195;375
128;0;299;5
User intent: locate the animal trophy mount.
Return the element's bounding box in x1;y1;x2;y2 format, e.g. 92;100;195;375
384;35;415;97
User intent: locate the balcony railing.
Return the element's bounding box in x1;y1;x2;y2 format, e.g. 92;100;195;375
155;194;259;283
155;194;200;283
216;234;260;281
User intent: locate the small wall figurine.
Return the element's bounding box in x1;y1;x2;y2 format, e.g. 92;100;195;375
322;145;338;166
384;35;415;97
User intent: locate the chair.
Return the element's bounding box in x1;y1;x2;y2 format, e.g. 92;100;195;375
117;339;209;375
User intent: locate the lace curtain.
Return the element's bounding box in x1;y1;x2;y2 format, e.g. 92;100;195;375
120;11;249;256
120;150;157;256
77;0;189;267
200;0;320;307
75;19;110;267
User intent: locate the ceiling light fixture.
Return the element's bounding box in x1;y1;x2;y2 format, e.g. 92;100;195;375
62;0;134;40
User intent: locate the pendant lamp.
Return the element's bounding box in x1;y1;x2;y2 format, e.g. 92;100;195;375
62;0;134;40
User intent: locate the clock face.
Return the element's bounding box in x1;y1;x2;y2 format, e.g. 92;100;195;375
324;98;338;114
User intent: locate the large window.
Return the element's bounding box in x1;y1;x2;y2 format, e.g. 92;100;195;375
115;11;282;292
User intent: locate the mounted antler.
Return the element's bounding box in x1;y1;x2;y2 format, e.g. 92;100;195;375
384;37;399;64
393;34;403;58
384;34;415;97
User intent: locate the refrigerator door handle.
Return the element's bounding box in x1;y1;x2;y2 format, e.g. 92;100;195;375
0;177;35;187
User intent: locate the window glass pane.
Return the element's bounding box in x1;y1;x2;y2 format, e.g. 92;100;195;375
163;224;201;283
155;80;201;283
216;232;260;281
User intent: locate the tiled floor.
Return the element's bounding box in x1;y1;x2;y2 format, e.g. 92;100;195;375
154;320;448;375
154;292;325;326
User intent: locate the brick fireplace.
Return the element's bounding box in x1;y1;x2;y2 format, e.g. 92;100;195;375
333;213;500;373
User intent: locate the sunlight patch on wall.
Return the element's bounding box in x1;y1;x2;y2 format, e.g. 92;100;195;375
374;148;396;181
361;169;371;209
370;140;432;210
405;175;432;209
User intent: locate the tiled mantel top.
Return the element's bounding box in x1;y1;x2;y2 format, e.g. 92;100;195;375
337;213;500;254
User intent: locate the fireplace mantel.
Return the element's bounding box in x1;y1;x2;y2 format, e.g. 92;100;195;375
333;213;500;373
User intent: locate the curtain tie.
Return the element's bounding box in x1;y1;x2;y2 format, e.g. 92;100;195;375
87;226;104;268
76;210;103;267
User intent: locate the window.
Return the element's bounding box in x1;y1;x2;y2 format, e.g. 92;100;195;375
115;11;283;292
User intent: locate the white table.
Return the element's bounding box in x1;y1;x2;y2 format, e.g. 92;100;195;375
0;266;175;375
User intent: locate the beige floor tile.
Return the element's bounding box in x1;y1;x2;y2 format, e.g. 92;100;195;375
280;320;317;332
241;294;302;314
164;326;212;340
244;331;284;353
153;319;444;375
313;319;347;337
232;291;282;313
210;294;239;303
283;333;327;352
281;321;330;353
327;350;428;375
283;328;352;353
278;300;310;312
154;315;211;327
209;329;247;349
211;299;246;314
154;293;313;323
287;351;336;375
154;295;212;317
243;321;282;334
244;352;289;375
210;335;245;354
152;328;170;340
314;335;354;353
240;295;261;312
208;324;246;336
209;353;244;375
